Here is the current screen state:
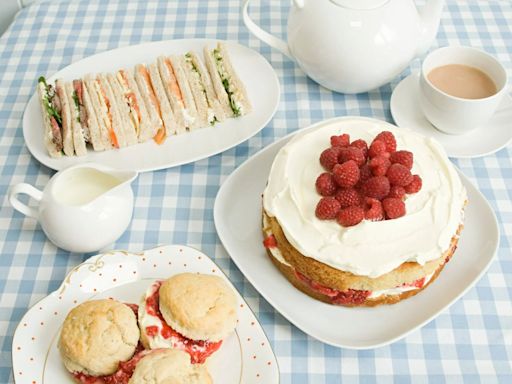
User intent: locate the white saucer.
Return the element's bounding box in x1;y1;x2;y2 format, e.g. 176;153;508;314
390;73;512;158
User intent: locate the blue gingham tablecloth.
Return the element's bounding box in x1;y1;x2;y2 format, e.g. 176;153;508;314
1;0;511;382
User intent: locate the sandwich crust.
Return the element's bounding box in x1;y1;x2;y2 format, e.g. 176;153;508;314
158;273;238;342
37;81;63;158
128;349;212;384
58;299;140;377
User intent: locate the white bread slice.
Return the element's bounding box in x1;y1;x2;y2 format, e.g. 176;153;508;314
106;73;138;146
184;52;226;125
64;81;87;156
180;55;209;128
168;55;199;130
157;56;186;134
133;64;165;143
203;46;234;119
98;74;127;148
84;74;114;150
55;79;74;156
81;79;107;151
37;80;63;158
211;42;252;116
148;62;176;138
116;69;155;143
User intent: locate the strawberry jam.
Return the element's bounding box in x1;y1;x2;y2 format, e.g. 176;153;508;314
294;270;371;305
143;281;222;364
72;303;145;384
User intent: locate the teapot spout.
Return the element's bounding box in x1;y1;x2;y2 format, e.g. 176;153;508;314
416;0;444;57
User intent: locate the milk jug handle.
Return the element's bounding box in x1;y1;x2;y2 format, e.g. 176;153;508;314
8;183;43;220
242;0;296;60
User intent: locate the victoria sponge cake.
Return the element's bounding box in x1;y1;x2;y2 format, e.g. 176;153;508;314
262;117;467;307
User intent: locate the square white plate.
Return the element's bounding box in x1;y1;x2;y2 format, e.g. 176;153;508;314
12;246;280;383
214;117;500;349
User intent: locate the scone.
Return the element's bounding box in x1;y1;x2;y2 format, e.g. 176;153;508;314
128;349;212;384
262;117;467;307
59;299;142;383
138;273;238;363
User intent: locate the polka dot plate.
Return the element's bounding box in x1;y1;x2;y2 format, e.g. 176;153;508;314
12;245;279;383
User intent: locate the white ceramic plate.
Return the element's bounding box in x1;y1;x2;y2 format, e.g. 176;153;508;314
11;245;279;383
214;116;500;349
390;73;512;158
23;39;280;172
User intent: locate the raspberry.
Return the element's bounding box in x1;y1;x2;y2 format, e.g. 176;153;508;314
331;289;371;305
388;185;406;199
315;197;341;220
404;174;422;193
350;139;368;159
359;164;372;183
375;131;397;153
361;176;390;200
364;198;384;221
337;206;364;227
338;147;365;167
382;197;406;219
332;160;360;188
320;147;341;171
330;134;350;148
368;140;387;158
369;155;391;176
335;188;361;208
263;234;277;248
315;172;337;196
390;150;413;170
386;163;413;186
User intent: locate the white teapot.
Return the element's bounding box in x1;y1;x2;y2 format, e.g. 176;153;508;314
8;163;137;253
243;0;444;93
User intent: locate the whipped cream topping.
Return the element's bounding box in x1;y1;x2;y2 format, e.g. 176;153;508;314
263;118;466;278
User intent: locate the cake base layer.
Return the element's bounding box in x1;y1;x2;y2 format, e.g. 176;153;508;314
262;208;463;307
266;246;453;307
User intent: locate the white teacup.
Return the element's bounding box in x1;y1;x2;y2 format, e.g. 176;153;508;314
419;46;508;135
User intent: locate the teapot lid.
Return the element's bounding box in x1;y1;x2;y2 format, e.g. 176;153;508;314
330;0;389;10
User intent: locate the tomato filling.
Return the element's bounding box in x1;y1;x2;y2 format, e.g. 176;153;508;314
72;303;146;384
144;281;222;364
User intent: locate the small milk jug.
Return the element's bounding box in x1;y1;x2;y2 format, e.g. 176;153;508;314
8;163;137;253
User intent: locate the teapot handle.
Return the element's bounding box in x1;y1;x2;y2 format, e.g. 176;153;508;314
242;0;299;60
8;183;43;220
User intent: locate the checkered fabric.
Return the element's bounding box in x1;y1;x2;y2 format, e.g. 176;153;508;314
0;0;511;382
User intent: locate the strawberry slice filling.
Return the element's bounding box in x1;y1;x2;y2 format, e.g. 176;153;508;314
294;270;372;305
263;234;277;248
144;281;222;364
72;304;147;384
294;270;426;305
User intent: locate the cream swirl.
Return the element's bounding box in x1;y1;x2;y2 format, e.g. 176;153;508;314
263;117;466;278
